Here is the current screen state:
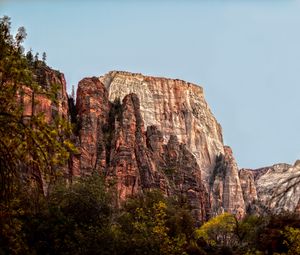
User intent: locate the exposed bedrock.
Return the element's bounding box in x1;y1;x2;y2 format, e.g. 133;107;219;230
73;71;299;216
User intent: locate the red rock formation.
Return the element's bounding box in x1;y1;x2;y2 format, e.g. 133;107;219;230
75;82;209;221
75;71;250;220
210;146;245;218
75;77;111;175
100;71;224;183
107;93;149;200
21;66;69;122
21;67;300;217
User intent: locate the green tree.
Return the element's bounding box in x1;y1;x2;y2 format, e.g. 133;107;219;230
282;227;300;255
24;173;115;255
26;49;33;65
42;52;46;63
0;16;77;254
0;15;75;203
116;190;188;255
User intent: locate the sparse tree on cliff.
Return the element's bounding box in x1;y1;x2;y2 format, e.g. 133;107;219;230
34;52;39;68
26;48;33;65
42;51;46;63
0;16;75;204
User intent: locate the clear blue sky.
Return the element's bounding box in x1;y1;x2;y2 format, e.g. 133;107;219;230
2;0;300;169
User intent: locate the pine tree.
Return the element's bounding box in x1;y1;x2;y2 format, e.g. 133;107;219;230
42;52;46;63
0;16;76;203
26;48;33;65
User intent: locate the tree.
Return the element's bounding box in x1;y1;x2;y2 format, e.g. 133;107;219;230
0;16;75;203
34;52;39;68
26;49;33;65
282;227;300;255
42;52;46;63
116;190;188;255
195;213;237;248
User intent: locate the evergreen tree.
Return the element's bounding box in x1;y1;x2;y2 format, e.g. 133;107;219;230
42;51;46;63
26;49;33;65
0;16;75;203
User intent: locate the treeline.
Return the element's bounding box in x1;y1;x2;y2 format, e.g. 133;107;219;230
1;16;300;255
1;173;300;255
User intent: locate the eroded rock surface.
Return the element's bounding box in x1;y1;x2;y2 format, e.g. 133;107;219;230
253;162;300;213
239;169;258;211
75;77;210;221
100;71;224;183
74;71;266;219
210;146;245;218
74;70;300;217
22;65;69;121
75;77;111;176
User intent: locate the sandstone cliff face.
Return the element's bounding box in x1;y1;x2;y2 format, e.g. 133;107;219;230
146;126;209;222
75;77;210;221
75;77;110;176
73;71;266;220
21;66;299;218
100;71;224;183
73;70;300;217
239;169;257;211
22;65;69;121
252;162;300;213
210;146;245;218
106;93;149;200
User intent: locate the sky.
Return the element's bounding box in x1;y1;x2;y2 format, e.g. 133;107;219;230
1;0;300;169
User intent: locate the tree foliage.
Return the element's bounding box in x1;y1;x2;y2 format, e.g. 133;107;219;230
0;16;76;203
282;227;300;255
195;212;237;248
116;190;191;255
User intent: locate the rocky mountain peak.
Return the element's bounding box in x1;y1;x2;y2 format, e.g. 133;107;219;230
99;71;224;183
23;67;299;217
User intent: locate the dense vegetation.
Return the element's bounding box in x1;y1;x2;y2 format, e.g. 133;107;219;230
1;16;300;255
1;173;300;255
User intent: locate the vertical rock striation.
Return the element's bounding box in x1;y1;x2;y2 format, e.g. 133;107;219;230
22;65;69;121
19;66;300;217
100;71;224;183
239;169;258;211
253;162;300;213
210;146;245;218
73;71;251;219
75;77;210;221
75;77;111;175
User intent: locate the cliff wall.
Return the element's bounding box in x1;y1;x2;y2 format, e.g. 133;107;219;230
100;71;224;183
74;71;247;219
26;67;299;217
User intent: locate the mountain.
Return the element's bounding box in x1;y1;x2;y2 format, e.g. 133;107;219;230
24;68;300;219
241;161;300;214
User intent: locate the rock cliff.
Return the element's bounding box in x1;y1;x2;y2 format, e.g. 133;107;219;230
26;67;300;217
74;77;111;176
247;162;300;214
75;77;210;221
210;146;245;218
239;169;258;211
20;65;300;217
100;71;224;183
74;71;249;220
21;65;69;121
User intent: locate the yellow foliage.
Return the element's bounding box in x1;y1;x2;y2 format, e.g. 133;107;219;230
195;212;236;247
282;227;300;255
